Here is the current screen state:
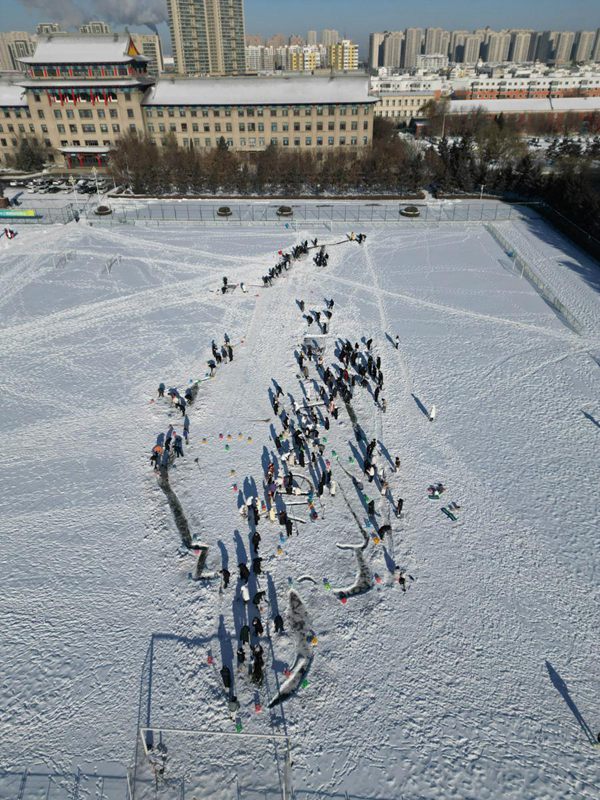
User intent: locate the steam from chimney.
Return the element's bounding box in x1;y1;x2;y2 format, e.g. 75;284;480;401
18;0;168;29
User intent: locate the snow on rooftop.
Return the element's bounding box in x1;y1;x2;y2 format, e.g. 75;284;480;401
143;75;375;106
0;82;27;106
449;96;600;114
19;34;147;65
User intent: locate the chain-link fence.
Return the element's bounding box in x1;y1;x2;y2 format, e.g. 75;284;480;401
17;200;543;227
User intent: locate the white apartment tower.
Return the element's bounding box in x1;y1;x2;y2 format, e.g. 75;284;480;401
167;0;246;75
368;32;385;70
383;32;404;70
509;31;532;63
573;31;595;62
403;28;423;68
307;30;317;46
554;31;575;63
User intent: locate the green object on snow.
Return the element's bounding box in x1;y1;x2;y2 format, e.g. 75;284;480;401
301;678;309;688
235;722;242;732
332;450;337;456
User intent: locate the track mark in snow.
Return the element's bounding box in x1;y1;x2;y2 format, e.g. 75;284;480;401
268;589;313;708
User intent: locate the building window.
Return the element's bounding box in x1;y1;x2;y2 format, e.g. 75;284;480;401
259;137;265;146
60;139;67;146
193;137;200;146
205;137;211;146
363;121;369;130
112;124;120;133
18;123;25;132
72;140;80;145
69;124;77;133
110;109;118;118
179;108;186;117
239;123;245;132
249;137;256;147
156;109;163;117
37;109;44;119
226;123;232;132
362;136;368;145
282;137;289;146
127;109;134;119
159;123;165;132
317;137;323;146
317;122;323;131
204;123;210;132
192;123;199;132
294;138;300;146
305;137;312;146
271;137;278;145
79;109;93;119
82;124;96;133
328;121;334;131
294;122;300;132
305;123;312;131
226;138;233;146
351;121;358;131
225;108;231;117
328;136;334;145
351;136;357;145
239;137;246;146
271;122;277;132
247;122;255;132
169;124;176;132
97;109;105;118
54;109;62;119
183;138;189;146
270;108;277;117
214;109;220;117
168;108;174;117
340;136;346;145
100;123;108;133
181;123;188;131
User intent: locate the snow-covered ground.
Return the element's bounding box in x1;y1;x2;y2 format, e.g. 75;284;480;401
0;209;599;800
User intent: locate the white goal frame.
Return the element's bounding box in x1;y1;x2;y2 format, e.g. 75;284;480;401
138;725;294;800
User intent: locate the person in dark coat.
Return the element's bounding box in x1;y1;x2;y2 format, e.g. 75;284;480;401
252;557;262;575
396;497;404;516
158;382;165;398
252;616;264;636
237;646;246;665
273;614;284;633
367;499;376;516
253;590;266;606
239;563;250;583
252;531;261;552
220;568;230;589
220;665;231;689
239;624;250;644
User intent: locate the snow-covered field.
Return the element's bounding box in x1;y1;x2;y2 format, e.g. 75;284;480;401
0;208;599;800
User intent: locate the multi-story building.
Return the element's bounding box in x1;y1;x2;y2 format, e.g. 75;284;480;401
307;31;318;46
554;31;575;64
131;34;164;76
288;46;322;72
593;29;600;63
450;30;469;62
36;24;65;36
574;31;596;63
416;54;448;71
80;22;112;35
403;28;423;69
373;89;438;123
424;28;444;55
368;32;386;71
328;41;359;71
15;34;153;168
509;31;532;64
167;0;246;76
463;35;483;64
382;32;403;71
321;30;340;47
142;75;374;153
0;32;35;72
0;36;375;168
485;32;511;63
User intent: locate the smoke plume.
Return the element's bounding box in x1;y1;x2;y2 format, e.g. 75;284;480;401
19;0;168;29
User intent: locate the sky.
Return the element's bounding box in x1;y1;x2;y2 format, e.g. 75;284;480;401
3;0;600;56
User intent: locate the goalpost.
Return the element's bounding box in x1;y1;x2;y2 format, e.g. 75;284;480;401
135;725;293;800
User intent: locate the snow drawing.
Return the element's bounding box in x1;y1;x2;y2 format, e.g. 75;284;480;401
268;589;313;708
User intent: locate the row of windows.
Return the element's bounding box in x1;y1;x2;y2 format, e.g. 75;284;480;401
146;120;369;134
51;108;135;120
145;104;371;118
0;123;35;134
3;109;31;119
166;136;369;148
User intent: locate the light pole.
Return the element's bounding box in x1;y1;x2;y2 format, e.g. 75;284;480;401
91;166;99;197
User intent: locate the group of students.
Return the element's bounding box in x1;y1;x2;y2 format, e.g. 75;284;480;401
208;334;234;376
150;421;190;472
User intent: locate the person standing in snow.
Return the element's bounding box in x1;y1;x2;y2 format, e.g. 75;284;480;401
394;456;401;472
220;568;230;589
237;646;246;665
252;531;261;552
273;614;284;633
429;405;436;422
241;584;250;606
396;497;404;517
381;398;387;413
240;625;250;645
253;556;262;575
173;434;184;458
183;415;190;443
252;616;264;637
158;382;165;398
220;665;231;689
394;335;400;349
239;563;250;583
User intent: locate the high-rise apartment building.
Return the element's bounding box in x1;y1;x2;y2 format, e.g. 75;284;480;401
402;28;423;68
383;32;404;70
463;34;482;64
486;32;511;62
328;40;359;71
307;30;317;46
509;31;532;63
167;0;246;75
368;32;385;70
131;33;165;75
322;29;340;47
0;31;35;71
80;21;112;35
36;23;65;35
450;30;469;62
424;28;444;55
593;29;600;62
554;31;575;63
573;31;596;62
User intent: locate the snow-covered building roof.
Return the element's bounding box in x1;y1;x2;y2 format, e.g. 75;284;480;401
143;76;375;107
448;96;600;114
0;82;27;107
19;35;147;65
